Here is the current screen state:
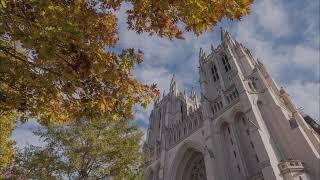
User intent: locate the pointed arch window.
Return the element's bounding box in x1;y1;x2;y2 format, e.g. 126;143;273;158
222;54;231;72
211;64;220;82
190;157;207;180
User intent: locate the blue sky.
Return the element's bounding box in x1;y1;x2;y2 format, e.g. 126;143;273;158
12;0;320;147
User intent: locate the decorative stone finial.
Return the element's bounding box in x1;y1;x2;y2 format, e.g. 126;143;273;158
199;47;203;59
154;95;160;105
280;87;286;95
220;26;225;41
190;86;197;102
191;86;196;97
198;47;206;63
170;74;177;94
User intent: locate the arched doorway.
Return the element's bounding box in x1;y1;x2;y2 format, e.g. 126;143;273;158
176;149;207;180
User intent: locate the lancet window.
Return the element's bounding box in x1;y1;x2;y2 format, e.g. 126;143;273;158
222;54;231;72
211;64;220;82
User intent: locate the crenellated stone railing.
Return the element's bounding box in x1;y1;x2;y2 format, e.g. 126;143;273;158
278;160;305;175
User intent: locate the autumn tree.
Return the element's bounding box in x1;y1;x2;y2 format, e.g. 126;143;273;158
0;0;253;172
12;117;144;179
0;112;17;172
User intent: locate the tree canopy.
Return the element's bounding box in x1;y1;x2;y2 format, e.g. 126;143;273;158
12;117;144;179
0;0;253;173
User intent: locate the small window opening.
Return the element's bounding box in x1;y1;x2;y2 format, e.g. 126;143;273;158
211;107;215;115
227;127;231;134
252;81;257;90
242;118;246;125
230;138;233;145
222;54;232;72
237;165;241;172
248;82;253;90
233;151;237;158
250;141;255;149
246;129;250;136
255;154;260;162
211;65;220;82
235;89;239;96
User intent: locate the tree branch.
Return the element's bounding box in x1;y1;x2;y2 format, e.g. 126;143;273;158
0;46;62;76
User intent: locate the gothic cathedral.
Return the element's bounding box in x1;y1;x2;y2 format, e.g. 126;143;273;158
144;29;320;180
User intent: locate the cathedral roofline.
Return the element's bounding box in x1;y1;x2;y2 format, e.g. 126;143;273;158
153;75;199;109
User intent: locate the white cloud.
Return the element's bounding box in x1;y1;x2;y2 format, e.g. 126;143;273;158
253;0;289;36
285;81;320;120
133;66;172;93
291;45;319;73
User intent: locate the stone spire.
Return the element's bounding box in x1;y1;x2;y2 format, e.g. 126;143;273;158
211;44;215;51
199;47;206;59
198;47;206;66
170;74;177;95
190;86;196;99
220;27;235;45
154;94;160;105
190;87;198;105
220;26;225;42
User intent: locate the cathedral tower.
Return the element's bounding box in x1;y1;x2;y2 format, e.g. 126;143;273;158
144;29;320;180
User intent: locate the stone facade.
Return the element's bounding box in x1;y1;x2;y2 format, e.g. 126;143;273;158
144;29;320;180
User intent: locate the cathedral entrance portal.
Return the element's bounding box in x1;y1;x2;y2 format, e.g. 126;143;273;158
176;149;207;180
